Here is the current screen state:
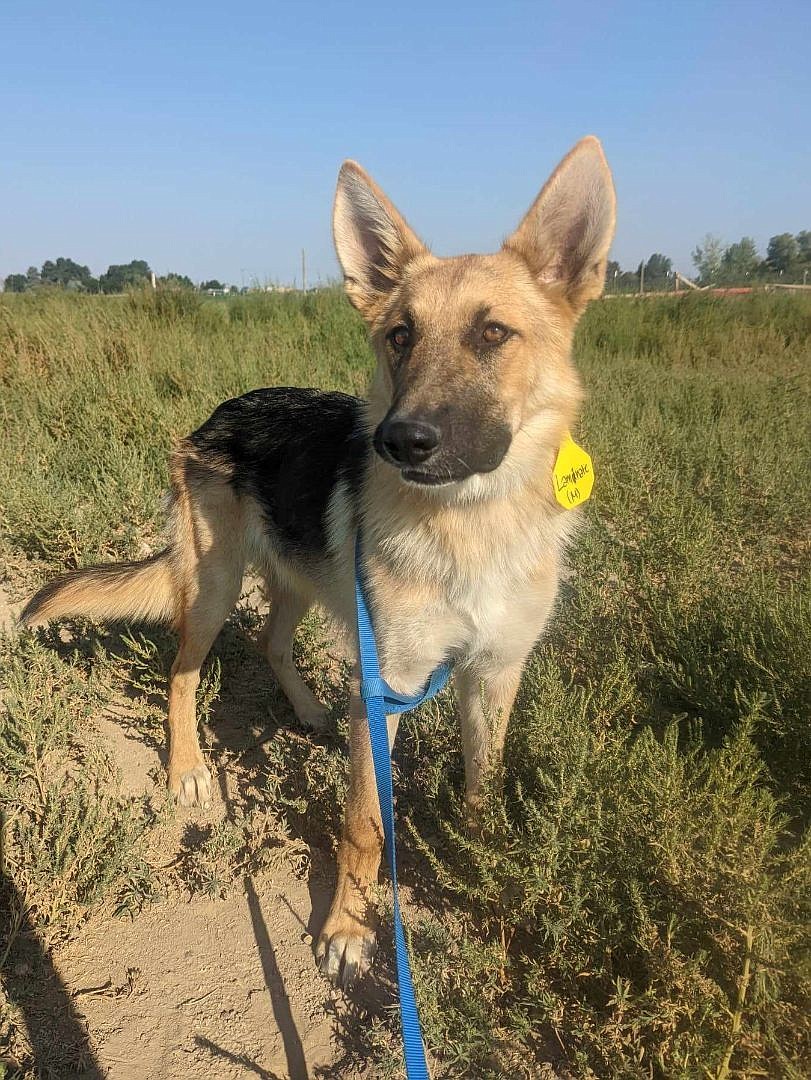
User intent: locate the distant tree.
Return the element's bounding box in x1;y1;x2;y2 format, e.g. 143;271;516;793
692;234;725;285
40;257;96;291
26;266;42;288
200;279;224;291
4;273;28;292
720;237;759;282
765;233;799;275
794;230;811;265
640;253;672;289
160;272;195;289
99;260;152;294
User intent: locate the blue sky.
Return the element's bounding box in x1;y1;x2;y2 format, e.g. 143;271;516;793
2;1;809;286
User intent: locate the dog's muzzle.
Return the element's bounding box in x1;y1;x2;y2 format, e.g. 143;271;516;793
374;410;512;486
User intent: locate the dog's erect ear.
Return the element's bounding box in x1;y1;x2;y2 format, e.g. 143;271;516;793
333;161;427;316
504;136;616;312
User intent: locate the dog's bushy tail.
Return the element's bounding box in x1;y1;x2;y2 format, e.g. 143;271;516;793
20;550;177;628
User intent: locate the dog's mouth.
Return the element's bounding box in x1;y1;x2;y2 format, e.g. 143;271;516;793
397;447;511;487
400;468;467;487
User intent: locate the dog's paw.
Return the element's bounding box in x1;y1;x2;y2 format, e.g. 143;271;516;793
169;763;212;808
315;915;377;989
296;702;330;732
464;798;485;837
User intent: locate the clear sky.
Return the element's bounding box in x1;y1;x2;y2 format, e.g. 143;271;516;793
2;1;809;287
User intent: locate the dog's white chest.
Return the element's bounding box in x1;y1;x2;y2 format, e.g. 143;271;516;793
369;507;573;691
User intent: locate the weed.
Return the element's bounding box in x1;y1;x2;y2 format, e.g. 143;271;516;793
1;289;808;1076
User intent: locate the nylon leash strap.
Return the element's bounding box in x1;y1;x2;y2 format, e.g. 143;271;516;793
354;534;452;1080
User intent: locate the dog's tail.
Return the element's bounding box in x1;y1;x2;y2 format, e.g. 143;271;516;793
20;549;178;628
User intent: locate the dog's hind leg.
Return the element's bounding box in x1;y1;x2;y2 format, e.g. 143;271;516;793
257;584;329;731
168;547;244;807
166;459;246;807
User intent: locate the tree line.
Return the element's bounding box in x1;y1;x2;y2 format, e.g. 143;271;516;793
607;230;810;293
4;231;810;296
2;258;236;294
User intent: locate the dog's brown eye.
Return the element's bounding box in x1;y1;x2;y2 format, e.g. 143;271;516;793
482;322;509;345
389;325;411;349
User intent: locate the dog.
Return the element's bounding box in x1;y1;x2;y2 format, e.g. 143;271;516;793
21;136;616;988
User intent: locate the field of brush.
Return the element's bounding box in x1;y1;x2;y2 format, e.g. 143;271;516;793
1;288;809;1078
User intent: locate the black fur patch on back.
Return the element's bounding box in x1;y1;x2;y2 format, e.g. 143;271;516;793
188;388;369;558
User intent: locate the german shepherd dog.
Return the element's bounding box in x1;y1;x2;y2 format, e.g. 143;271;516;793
22;137;615;988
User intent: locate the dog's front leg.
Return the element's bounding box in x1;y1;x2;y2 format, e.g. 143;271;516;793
458;573;559;819
315;672;397;988
455;659;525;822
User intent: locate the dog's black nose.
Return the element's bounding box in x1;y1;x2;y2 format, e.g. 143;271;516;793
378;418;440;467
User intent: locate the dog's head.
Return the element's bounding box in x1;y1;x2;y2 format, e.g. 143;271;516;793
333;137;615;495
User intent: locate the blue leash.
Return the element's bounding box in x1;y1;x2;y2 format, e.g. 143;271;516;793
354;534;453;1080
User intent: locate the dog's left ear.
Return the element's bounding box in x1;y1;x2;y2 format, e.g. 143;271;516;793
504;136;616;312
333;161;427;317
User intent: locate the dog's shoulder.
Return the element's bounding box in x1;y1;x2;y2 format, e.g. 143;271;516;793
187;387;370;556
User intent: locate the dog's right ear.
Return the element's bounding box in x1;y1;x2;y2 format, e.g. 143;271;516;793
333;162;427;317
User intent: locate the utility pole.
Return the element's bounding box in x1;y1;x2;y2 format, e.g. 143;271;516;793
639;262;645;296
301;249;307;292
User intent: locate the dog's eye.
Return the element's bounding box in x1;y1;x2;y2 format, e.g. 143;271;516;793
388;325;411;350
482;322;509;345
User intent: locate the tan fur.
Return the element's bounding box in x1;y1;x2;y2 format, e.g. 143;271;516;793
21;552;177;627
21;137;616;986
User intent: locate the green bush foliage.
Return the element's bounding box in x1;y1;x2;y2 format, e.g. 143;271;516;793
0;288;808;1076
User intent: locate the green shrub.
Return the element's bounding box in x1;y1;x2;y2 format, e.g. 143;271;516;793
0;289;808;1076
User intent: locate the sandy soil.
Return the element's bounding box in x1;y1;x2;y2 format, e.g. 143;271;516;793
11;704;381;1080
3;577;393;1079
0;577;20;634
54;869;343;1079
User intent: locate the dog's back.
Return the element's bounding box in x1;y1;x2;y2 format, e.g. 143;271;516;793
20;387;369;629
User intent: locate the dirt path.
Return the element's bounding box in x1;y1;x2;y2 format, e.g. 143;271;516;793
3;575;392;1079
55;869;340;1079
47;703;383;1080
0;578;21;634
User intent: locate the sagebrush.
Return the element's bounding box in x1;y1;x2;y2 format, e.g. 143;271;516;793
1;288;809;1077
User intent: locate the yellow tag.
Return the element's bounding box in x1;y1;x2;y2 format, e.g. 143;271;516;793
553;432;594;509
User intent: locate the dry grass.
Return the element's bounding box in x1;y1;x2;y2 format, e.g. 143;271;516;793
1;287;809;1077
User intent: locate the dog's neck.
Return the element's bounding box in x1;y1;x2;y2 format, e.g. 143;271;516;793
358;405;576;576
